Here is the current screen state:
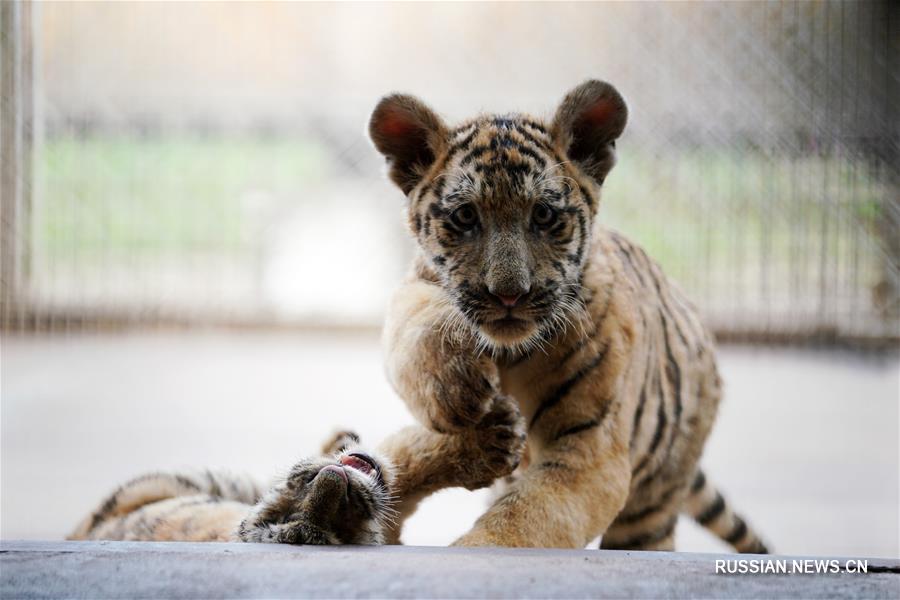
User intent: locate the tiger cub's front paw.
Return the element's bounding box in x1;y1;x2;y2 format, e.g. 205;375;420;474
424;354;498;433
320;430;361;455
461;394;526;490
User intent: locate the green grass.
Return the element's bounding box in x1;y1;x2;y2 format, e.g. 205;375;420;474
37;135;328;261
602;148;888;287
35;135;888;293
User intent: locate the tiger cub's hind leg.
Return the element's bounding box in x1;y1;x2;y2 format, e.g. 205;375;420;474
600;485;685;552
69;470;263;540
600;471;772;553
87;494;250;542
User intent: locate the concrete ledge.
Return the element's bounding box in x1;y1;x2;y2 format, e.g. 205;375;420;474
2;541;898;599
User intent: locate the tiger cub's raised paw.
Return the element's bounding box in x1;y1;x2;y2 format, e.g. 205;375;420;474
320;430;361;455
460;394;526;490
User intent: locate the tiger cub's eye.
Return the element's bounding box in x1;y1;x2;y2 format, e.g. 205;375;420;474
450;204;479;230
532;203;558;228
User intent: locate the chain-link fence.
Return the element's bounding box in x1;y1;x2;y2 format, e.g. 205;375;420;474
2;1;897;344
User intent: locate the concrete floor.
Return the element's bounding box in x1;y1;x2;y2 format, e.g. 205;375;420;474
1;332;898;557
4;541;899;599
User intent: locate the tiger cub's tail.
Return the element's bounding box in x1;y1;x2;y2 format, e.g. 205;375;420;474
682;470;770;554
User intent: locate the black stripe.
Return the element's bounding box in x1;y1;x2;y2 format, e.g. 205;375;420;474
452;121;479;135
509;123;556;156
513;143;548;169
206;470;222;497
742;540;770;555
640;245;703;347
539;461;571;470
85;470;185;535
518;118;549;134
550;260;567;278
648;262;691;351
427;200;451;219
696;492;726;525
690;471;706;494
556;323;599;368
632;370;666;478
633;320;685;489
145;496;217;537
549;221;567;236
725;516;748;545
611;235;649;289
436;128;479;172
629;330;652;449
432;174;448;199
615;485;680;526
553;388;615;442
602;515;678;550
573;210;588;264
630;383;648;447
459;145;491;167
658;307;683;449
615;503;661;527
448;126;478;154
553;419;599;441
175;475;202;491
474;160;532;179
529;343;609;429
414;180;433;207
622;235;699;357
87;493;120;534
577;182;596;211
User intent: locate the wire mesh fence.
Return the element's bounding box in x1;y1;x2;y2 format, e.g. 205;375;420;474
2;1;897;344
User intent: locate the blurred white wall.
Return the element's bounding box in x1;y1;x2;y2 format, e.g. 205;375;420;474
43;2;851;137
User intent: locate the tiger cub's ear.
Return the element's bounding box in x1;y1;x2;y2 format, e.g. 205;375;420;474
369;94;449;195
551;80;628;186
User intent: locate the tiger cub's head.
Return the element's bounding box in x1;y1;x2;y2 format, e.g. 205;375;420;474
370;80;627;352
237;432;395;545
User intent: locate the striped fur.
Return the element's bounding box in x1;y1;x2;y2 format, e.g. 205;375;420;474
682;470;769;554
372;80;769;552
69;469;262;542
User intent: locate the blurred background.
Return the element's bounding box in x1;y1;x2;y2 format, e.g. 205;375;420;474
2;1;898;557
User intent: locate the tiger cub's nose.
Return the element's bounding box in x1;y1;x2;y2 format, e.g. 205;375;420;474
488;285;530;308
494;293;522;308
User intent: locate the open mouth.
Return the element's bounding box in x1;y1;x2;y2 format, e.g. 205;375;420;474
339;452;384;486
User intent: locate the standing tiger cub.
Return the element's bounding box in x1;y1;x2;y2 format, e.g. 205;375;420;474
372;80;768;552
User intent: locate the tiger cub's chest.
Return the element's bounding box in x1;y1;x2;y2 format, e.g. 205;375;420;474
497;351;564;426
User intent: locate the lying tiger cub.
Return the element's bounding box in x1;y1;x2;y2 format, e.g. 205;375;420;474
70;396;524;545
69;432;391;544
